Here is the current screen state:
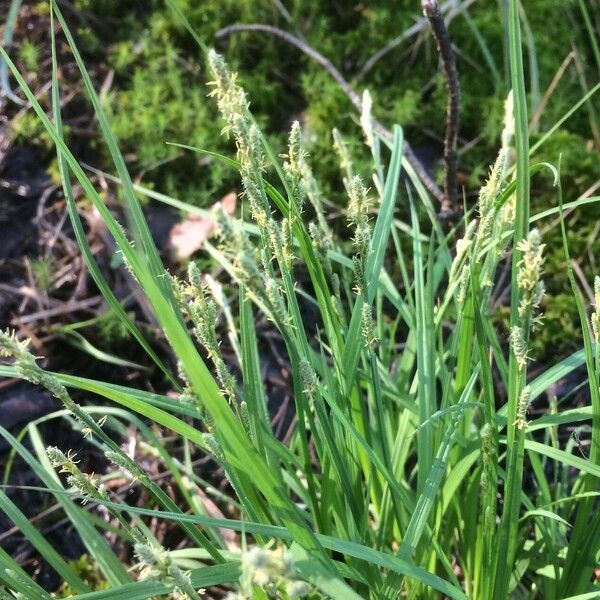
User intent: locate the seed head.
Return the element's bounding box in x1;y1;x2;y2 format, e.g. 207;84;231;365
299;359;317;396
510;326;529;371
516;229;545;319
242;546;295;588
360;89;375;148
361;303;377;347
514;385;531;430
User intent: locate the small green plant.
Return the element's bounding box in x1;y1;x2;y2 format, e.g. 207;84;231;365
0;2;599;599
30;257;54;292
18;38;40;72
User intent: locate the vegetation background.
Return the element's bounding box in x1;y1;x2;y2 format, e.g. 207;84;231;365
0;0;599;598
3;0;599;359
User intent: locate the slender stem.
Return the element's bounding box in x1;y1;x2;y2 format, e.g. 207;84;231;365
492;0;530;596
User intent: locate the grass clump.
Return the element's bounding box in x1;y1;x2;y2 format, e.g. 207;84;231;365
1;1;600;599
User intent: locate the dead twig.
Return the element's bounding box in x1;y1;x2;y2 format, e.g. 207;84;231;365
12;295;103;325
422;0;461;218
359;0;475;79
215;23;445;204
529;50;575;134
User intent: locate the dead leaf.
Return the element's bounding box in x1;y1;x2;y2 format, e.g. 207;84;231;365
169;192;237;261
186;478;240;552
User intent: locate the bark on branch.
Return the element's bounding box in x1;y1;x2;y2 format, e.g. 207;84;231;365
422;0;461;218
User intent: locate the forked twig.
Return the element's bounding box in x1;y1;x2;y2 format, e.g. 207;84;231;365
216;23;445;204
422;0;461;217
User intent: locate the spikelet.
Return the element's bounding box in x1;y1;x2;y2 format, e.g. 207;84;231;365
0;329;29;357
347;175;373;260
360;89;375;149
516;228;545;322
105;450;145;483
265;277;289;326
333;128;353;185
208;50;275;254
475;90;516;251
47;446;107;505
510;325;529;371
242;546;294;586
514;385;531;430
299;359;317;396
134;543;203;599
283;121;306;213
506;229;546;376
207;50;252;154
181;264;238;403
361;303;377;347
235;545;312;598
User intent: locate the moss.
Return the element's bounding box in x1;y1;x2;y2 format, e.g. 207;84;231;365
18;39;41;72
10;0;599;360
56;554;109;596
12;113;54;154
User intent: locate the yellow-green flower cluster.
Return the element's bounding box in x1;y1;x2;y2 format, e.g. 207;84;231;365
509;325;529;371
473;91;515;253
449;219;478;303
299;358;317;396
283;121;306;212
0;329;78;415
283;121;332;244
104;449;145;484
361;302;377;348
207;50;268;232
347;175;373;259
135;543;204;600
514;385;532;430
516;228;545;323
510;229;545;375
479;423;497;496
176;262;238;403
47;446;108;505
239;546;312;598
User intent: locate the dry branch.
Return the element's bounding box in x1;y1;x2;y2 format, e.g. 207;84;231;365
422;0;461;217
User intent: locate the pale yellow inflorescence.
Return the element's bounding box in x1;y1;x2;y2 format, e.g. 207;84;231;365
451;90;516;307
516;228;545;322
510;228;546;371
360;89;375;149
47;446;108;505
514;385;532;430
234;546;312;598
134;542;204;600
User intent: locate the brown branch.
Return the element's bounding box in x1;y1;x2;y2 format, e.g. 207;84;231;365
215;23;445;204
422;0;461;218
359;0;475;80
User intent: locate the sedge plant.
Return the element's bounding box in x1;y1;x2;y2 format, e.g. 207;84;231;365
0;1;599;598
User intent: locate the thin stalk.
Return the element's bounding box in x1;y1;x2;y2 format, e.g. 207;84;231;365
493;0;530;596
